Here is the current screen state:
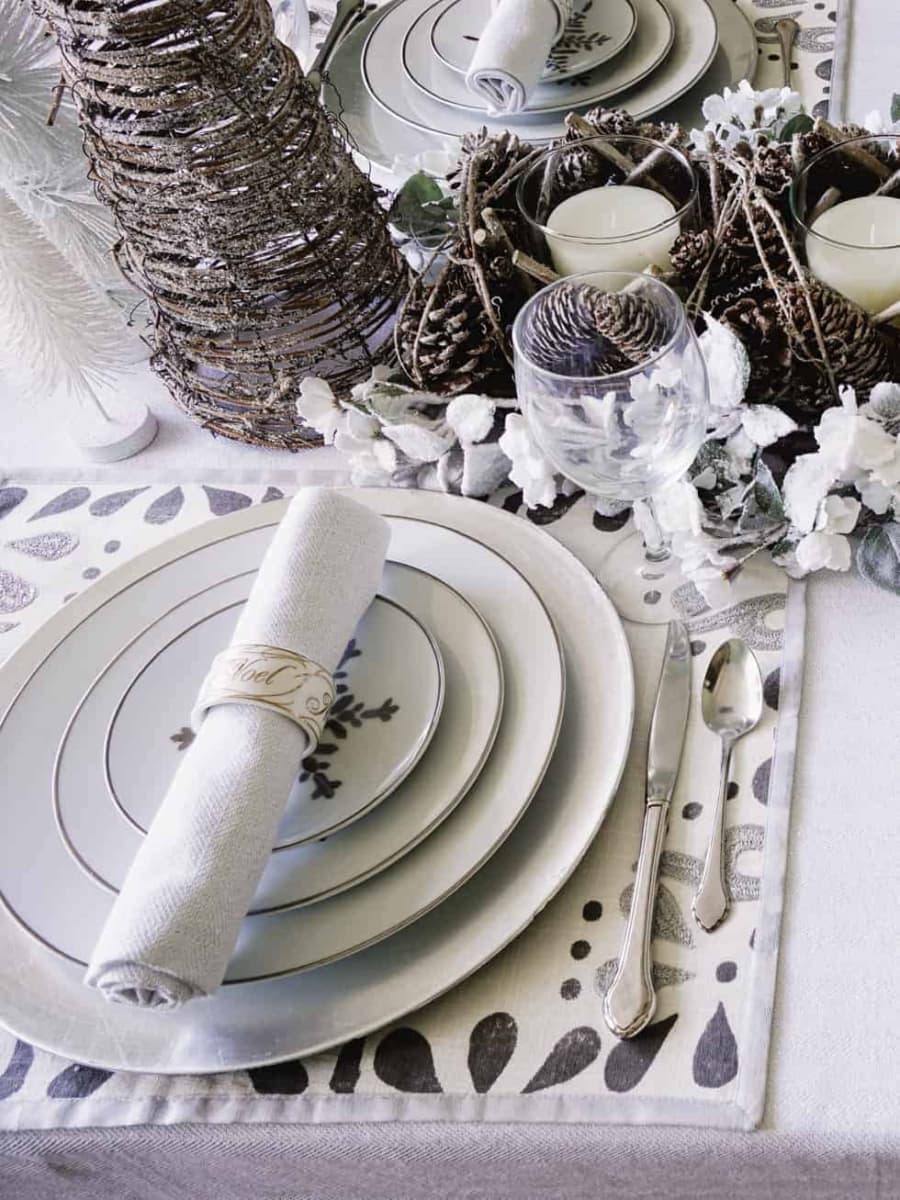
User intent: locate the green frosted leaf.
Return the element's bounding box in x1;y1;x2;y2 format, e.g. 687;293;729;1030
856;524;900;594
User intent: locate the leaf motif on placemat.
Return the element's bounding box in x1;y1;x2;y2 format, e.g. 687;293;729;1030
202;486;252;517
604;1014;678;1093
88;488;149;517
0;1040;34;1100
521;1027;601;1093
692;1003;738;1089
0;570;37;614
467;1012;517;1094
28;487;90;521
6;532;79;561
374;1028;442;1093
46;1063;113;1099
247;1059;309;1095
0;487;27;521
261;487;285;503
594;961;693;997
144;487;184;525
329;1038;365;1095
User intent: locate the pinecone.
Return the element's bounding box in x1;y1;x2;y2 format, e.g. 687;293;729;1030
521;282;669;375
751;142;794;199
701;203;792;300
574;107;637;138
670;228;715;290
780;280;893;417
717;288;793;402
396;263;510;395
450;130;536;210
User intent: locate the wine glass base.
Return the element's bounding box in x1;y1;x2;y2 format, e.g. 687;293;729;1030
597;532;695;626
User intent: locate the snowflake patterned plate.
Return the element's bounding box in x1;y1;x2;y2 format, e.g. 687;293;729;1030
429;0;637;85
104;586;445;849
52;561;504;911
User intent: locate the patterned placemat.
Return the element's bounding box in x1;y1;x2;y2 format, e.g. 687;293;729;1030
0;481;804;1130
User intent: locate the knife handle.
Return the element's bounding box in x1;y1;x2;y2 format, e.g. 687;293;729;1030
603;800;668;1039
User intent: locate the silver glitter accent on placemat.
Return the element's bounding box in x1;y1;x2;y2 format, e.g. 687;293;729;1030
0;571;37;614
7;532;79;561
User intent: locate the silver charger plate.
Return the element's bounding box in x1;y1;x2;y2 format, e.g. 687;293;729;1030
55;561;504;912
0;490;633;1074
1;513;562;981
105;589;444;850
366;0;675;134
430;0;638;85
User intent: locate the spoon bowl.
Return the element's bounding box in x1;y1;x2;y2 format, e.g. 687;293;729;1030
693;638;763;932
701;639;764;742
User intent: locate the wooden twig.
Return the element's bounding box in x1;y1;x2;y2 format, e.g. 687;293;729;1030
812;118;891;180
46;74;65;126
512;249;560;285
874;168;900;197
807;186;842;225
872;298;900;325
563;114;680;207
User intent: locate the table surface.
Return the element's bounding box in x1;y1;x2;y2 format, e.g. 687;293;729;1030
2;0;899;1193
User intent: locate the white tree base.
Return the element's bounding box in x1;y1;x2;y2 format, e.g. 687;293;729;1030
72;403;158;462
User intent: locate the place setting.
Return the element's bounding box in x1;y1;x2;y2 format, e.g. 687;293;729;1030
1;0;898;1178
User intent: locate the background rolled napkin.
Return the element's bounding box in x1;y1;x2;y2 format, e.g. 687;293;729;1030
85;489;390;1011
466;0;573;115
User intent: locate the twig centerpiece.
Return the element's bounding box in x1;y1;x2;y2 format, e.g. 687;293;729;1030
33;0;406;448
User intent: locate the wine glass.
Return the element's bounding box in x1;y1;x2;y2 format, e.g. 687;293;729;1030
512;270;709;625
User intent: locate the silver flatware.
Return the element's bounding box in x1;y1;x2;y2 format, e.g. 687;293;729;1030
692;638;763;932
307;0;367;89
604;620;691;1040
775;17;799;89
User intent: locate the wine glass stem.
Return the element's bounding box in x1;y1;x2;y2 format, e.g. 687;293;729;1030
643;544;671;565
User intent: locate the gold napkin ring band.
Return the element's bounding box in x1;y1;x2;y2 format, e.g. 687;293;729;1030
191;643;334;746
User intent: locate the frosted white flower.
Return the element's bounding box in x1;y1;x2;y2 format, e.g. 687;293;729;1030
857;477;896;515
815;403;896;474
862;110;900;136
382;420;456;463
815;494;860;535
699;316;750;415
783;453;836;533
651;479;704;536
446;393;495;444
693;465;718;490
794;530;852;573
741;404;797;448
498;413;558;509
296;376;341;443
461;441;510;497
868;446;900;488
390;140;459;183
333;407;382;455
865;381;900;422
724;428;757;477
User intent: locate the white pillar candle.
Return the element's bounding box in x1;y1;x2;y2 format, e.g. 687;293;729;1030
806;195;900;314
545;185;679;277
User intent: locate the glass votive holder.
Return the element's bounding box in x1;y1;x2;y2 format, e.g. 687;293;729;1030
516;135;698;278
791;133;900;319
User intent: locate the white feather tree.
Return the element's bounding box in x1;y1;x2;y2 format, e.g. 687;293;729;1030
0;0;144;425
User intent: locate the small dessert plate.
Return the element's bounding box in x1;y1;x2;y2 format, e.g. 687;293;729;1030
430;0;637;85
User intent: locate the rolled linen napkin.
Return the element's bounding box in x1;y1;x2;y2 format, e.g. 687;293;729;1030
85;489;390;1010
466;0;573;115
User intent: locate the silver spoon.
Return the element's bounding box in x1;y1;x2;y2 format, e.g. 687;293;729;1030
692;639;763;932
775;17;800;89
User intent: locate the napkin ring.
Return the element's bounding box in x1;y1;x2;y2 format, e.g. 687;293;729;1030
191;643;334;746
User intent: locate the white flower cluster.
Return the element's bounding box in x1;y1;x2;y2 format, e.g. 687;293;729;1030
690;81;803;150
781;384;900;573
297;372;513;497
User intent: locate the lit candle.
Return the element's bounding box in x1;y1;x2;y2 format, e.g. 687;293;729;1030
544;185;679;277
806;195;900;314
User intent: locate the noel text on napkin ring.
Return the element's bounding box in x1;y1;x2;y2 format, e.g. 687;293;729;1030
191;643;335;746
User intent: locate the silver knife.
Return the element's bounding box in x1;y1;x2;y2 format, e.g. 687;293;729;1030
604;620;691;1039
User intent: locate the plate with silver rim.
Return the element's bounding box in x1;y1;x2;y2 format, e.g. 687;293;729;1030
401;0;672;118
105;587;445;851
366;0;675;135
54;561;504;912
0;489;633;1074
0;512;561;981
430;0;638;85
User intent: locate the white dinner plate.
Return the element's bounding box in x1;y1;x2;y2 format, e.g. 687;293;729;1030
0;490;633;1074
403;0;671;117
106;588;444;850
364;0;676;135
325;0;734;180
430;0;638;84
55;561;504;912
1;514;562;980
